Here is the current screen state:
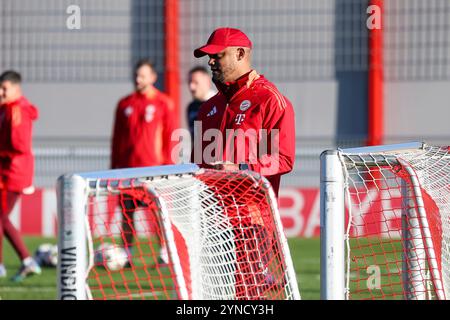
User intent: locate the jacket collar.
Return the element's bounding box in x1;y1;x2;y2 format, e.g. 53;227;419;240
136;86;158;100
215;70;260;102
1;96;24;107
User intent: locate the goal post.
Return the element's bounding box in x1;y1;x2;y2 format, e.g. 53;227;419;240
57;173;89;300
320;142;450;300
56;164;300;300
320;150;346;300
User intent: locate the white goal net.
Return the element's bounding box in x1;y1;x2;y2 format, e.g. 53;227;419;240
57;164;300;300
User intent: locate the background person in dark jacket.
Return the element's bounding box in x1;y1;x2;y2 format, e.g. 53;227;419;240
186;66;215;144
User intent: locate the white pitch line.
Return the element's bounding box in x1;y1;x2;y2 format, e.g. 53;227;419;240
0;286;55;292
114;290;173;300
0;286;176;299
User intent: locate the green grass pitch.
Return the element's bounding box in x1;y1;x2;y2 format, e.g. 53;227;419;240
0;236;58;300
0;236;319;300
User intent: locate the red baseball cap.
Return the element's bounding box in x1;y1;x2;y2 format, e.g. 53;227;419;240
194;27;253;58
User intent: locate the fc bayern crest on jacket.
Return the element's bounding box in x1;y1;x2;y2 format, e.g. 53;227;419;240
240;100;251;111
124;106;133;117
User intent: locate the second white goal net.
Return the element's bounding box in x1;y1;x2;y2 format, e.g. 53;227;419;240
321;142;450;300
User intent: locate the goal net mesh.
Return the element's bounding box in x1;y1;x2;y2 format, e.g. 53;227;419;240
84;169;298;300
341;145;450;300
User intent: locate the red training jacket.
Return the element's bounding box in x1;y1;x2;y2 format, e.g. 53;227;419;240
111;88;175;169
193;70;296;196
0;96;39;192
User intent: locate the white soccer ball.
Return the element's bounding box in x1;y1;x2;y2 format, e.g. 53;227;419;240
34;243;58;267
94;243;128;271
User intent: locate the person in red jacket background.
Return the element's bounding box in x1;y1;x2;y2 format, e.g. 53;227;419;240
192;28;296;297
111;59;175;267
0;70;41;282
111;59;175;169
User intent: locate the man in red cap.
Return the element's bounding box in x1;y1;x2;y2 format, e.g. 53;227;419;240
192;27;296;298
192;27;296;198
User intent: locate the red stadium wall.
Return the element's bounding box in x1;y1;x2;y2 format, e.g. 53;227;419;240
12;187;403;238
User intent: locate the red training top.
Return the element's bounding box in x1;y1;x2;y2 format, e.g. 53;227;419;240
111;88;175;169
0;96;39;192
193;70;296;197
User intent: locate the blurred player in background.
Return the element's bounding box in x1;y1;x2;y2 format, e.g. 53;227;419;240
192;27;296;297
111;59;175;267
0;70;41;282
186;66;215;144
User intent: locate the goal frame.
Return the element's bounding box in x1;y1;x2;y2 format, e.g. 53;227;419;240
56;164;300;300
320;141;447;300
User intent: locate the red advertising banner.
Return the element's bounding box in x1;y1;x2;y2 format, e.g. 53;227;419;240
9;187;321;238
11;187;404;238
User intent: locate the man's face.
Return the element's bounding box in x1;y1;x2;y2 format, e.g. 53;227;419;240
208;48;238;83
188;71;211;101
0;81;21;104
135;65;157;93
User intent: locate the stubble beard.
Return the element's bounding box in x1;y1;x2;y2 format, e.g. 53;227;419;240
136;83;149;93
212;70;224;83
212;63;236;84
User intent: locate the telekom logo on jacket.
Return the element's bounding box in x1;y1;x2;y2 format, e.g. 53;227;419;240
145;105;155;122
235;114;246;125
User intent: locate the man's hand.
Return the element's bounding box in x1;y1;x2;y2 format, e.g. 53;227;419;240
22;185;35;195
211;161;239;171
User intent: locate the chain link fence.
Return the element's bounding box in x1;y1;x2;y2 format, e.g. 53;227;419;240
385;0;450;81
33;136;450;189
0;0;166;84
2;0;449;188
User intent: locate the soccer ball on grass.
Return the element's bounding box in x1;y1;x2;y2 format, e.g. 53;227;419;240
34;243;58;267
94;243;128;271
